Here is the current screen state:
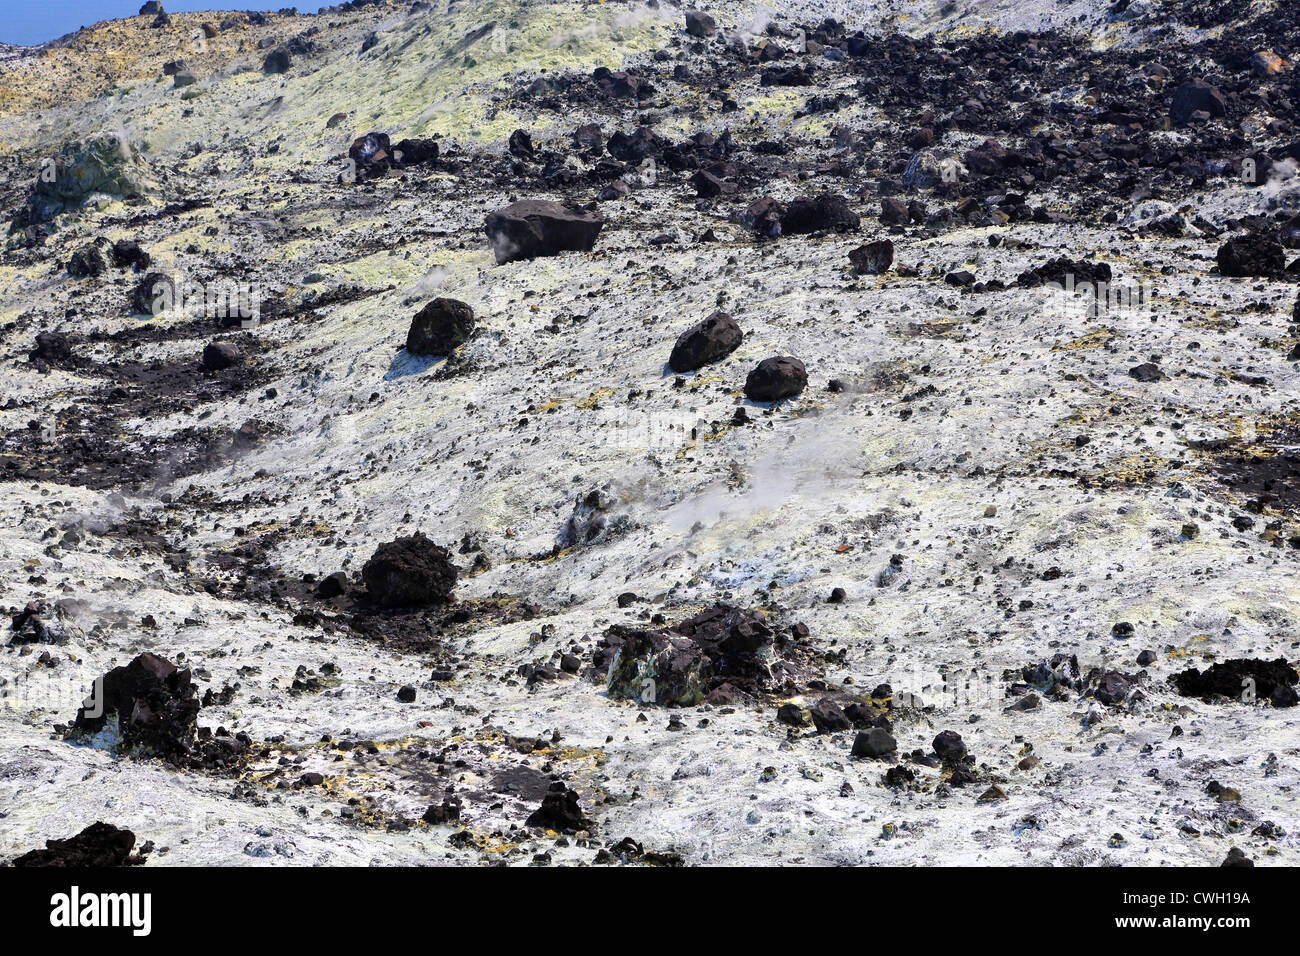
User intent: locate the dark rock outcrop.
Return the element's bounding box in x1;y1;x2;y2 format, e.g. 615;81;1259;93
1173;658;1298;707
11;822;138;867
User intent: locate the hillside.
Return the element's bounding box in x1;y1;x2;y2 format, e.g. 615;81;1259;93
1;0;1299;866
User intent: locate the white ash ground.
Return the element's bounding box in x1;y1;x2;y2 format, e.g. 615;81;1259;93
1;0;1299;865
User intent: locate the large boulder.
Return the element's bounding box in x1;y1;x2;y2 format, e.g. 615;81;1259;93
361;533;458;607
201;341;241;371
1170;79;1226;125
348;131;393;180
392;137;438;166
28;333;74;369
67;243;106;277
740;196;785;237
525;782;592;832
73;653;201;755
484;200;603;264
744;356;808;402
1217;233;1286;277
668;311;743;372
109;238;151;271
780;193;859;234
263;47;291;74
684;10;717;37
849;239;894;275
130;272;176;315
11;822;137;867
606;627;714;705
605;126;665;162
406;297;475;355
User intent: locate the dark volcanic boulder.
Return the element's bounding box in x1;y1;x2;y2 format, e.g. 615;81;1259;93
361;532;458;607
507;128;534;159
130;272;175;315
781;193;859;234
849;239;893;275
29;333;73;367
1170;79;1226;125
741;196;785;237
852;727;896;757
109;238;151;271
573;123;603;151
1217;234;1286;277
392;137;438;166
67;243;106;277
684;10;717;37
810;699;852;734
932;729;967;763
11;822;137;867
484;199;603;264
592;68;655;100
263;47;291;74
526;782;591;832
1173;658;1298;706
349;131;393;180
406;297;475;355
668;311;742;372
201;342;241;371
690;169;731;197
1092;671;1131;705
606;627;714;705
744;356;807;402
605;126;664;162
73;652;201;755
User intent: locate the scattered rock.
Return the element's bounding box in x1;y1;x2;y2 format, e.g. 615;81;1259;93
1170;79;1226;125
933;730;967;763
684;10;717;38
201;342;242;371
849;239;893;275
